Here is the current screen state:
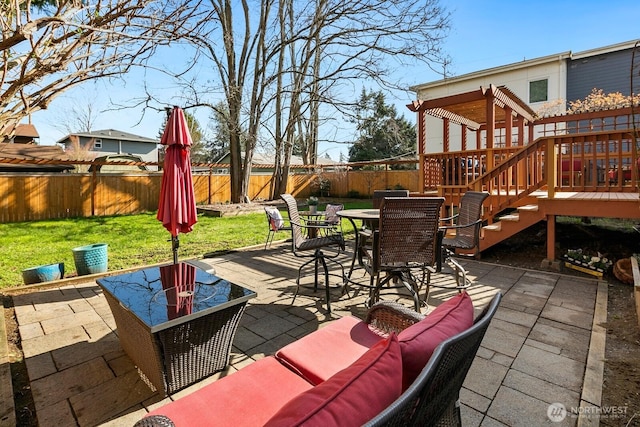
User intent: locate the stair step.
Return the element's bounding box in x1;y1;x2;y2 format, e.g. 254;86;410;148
517;204;539;212
500;214;520;222
484;224;501;232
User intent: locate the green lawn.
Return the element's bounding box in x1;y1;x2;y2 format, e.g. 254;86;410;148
0;199;372;288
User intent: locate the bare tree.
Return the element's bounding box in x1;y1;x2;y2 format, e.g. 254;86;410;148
0;0;210;137
174;0;450;202
51;91;101;134
269;0;451;198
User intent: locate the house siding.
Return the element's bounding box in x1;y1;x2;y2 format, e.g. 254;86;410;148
63;131;159;169
566;47;634;102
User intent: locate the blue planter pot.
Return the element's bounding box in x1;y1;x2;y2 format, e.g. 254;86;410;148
72;243;108;276
22;263;65;285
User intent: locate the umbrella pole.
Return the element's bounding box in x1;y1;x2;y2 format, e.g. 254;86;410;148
172;235;179;264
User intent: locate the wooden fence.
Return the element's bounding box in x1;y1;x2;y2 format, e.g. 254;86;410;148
0;169;420;223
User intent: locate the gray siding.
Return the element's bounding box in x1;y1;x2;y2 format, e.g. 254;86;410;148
567;48;633;102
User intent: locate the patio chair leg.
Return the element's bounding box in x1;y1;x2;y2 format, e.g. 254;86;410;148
314;255;320;292
293;257;318;305
423;284;432;311
320;256;331;312
264;231;273;250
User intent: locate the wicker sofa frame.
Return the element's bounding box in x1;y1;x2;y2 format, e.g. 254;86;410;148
135;292;501;426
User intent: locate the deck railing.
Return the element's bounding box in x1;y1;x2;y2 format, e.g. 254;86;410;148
421;129;639;219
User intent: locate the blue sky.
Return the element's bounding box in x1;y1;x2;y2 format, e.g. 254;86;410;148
31;0;640;162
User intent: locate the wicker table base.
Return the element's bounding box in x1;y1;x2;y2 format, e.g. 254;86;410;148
104;293;248;394
98;263;256;395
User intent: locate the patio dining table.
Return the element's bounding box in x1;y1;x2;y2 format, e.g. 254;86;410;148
337;209;380;277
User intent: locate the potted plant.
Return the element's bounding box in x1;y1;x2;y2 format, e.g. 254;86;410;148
307;196;319;214
563;248;612;277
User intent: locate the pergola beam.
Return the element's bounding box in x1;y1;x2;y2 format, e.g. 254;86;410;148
425;107;482;130
483;84;536;123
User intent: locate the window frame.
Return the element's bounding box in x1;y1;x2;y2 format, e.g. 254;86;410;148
529;79;548;103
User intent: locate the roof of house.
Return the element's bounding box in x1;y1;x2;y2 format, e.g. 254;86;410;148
14;124;40;138
0;143;74;172
56;129;158;145
411;39;639;92
0;123;40;143
215;152;343;167
252;153;341;166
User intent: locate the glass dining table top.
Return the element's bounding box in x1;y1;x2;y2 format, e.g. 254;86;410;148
336;208;380;220
97;262;256;332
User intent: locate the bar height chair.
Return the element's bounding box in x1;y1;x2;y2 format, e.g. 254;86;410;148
425;191;490;308
360;197;444;312
281;194;346;312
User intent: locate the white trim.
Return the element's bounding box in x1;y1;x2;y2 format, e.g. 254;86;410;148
411;39;638;93
411;52;569;92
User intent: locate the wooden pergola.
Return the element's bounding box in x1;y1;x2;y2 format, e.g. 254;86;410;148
407;84;537;170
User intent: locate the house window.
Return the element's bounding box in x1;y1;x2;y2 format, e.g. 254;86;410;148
529;79;548;103
94;139;102;149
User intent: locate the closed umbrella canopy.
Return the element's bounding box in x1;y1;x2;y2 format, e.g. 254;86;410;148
157;106;197;263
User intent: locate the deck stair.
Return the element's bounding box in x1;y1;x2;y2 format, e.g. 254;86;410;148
479;203;545;252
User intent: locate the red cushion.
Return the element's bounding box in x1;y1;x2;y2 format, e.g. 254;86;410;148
143;356;313;427
398;291;474;389
275;316;384;385
265;334;402;427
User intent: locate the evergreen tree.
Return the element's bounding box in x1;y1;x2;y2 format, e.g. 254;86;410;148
348;89;416;169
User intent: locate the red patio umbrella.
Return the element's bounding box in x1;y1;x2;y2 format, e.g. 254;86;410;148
157;106;197;264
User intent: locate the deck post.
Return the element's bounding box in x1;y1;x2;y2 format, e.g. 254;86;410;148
546;214;556;260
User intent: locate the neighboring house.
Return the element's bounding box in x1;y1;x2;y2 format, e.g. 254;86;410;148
56;129;159;169
0;144;73;172
213;152;344;175
410;39;638;153
0;123;40;144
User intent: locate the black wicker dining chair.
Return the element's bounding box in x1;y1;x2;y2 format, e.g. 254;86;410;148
440;191;489;260
360;197;444;312
426;191;490;308
281;194;346;312
372;189;410;209
364;292;502;427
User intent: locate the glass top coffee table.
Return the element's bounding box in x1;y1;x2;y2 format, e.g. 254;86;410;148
97;262;256;395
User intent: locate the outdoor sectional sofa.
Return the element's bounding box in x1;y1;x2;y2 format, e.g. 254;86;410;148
135;291;501;427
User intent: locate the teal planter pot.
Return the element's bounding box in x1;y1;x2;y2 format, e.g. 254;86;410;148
22;263;65;285
72;243;108;276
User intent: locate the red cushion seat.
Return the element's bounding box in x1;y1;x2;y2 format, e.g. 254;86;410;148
275;316;385;385
277;292;474;391
265;334;403;427
143;356;313;427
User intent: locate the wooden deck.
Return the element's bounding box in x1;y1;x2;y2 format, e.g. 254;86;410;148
476;190;640;261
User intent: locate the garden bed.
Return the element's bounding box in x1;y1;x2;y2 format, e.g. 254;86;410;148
197;201;283;217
